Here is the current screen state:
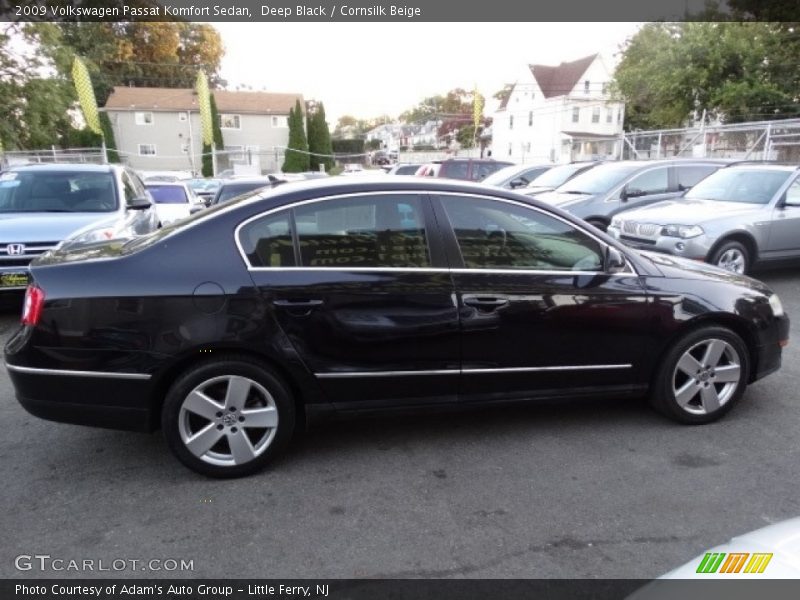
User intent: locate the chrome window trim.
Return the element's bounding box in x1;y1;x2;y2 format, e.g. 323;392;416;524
315;364;632;379
234;190;637;276
5;363;151;380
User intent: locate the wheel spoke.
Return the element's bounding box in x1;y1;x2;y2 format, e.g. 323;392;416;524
185;423;225;458
224;376;251;410
714;364;741;383
241;406;278;428
702;340;726;368
183;391;223;421
228;430;256;465
675;379;700;407
700;385;721;413
676;352;702;377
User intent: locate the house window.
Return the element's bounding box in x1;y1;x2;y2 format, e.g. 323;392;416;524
135;112;153;125
584;80;590;94
572;107;580;123
178;112;188;122
219;114;241;129
606;108;613;123
180;143;189;154
271;116;288;128
617;109;622;123
509;115;514;129
601;83;608;95
508;143;512;157
528;111;533;127
138;144;156;156
592;107;600;123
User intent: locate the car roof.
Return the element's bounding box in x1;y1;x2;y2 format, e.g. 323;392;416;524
722;162;799;171
220;177;273;185
4;163;116;173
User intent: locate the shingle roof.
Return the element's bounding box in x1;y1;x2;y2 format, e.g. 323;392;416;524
530;54;598;99
103;87;304;114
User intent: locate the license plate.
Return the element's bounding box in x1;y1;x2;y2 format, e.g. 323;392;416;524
0;272;30;288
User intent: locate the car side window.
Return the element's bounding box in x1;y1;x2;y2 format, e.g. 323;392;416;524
240;210;296;267
239;195;431;269
785;179;800;205
440;196;604;271
676;165;716;191
443;162;469;180
294;195;430;268
625;168;669;196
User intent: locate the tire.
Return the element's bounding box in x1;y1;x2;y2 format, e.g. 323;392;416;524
162;356;295;477
649;326;750;424
709;240;750;274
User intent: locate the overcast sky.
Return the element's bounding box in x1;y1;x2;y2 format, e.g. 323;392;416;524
214;22;642;125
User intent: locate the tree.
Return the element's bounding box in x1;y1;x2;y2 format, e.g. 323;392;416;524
306;101;334;172
282;100;309;173
400;88;474;124
493;84;514;104
613;21;800;129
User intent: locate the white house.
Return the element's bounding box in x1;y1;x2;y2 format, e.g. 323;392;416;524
491;54;625;163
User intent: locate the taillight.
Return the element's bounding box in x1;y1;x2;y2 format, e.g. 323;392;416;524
21;285;45;326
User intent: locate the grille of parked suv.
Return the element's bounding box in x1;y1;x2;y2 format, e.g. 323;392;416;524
622;222;658;237
0;242;59;266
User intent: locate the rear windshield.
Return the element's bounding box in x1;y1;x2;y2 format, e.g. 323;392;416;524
685;169;791;204
215;182;270;204
146;185;188;204
557;164;642;195
0;170;117;213
529;163;593;188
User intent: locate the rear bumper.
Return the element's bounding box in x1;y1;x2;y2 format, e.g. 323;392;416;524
6;363;155;432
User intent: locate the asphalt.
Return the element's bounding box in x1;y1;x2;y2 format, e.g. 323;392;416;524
1;269;798;580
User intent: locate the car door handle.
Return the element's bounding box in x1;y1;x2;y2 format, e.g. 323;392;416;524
462;295;510;310
272;299;324;316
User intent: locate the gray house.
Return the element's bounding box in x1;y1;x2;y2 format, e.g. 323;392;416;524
103;87;305;175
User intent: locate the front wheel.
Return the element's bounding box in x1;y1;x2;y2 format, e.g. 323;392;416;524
709;240;750;274
162;357;295;477
649;326;749;424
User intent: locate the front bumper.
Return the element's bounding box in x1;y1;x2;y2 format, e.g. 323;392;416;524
608;226;715;260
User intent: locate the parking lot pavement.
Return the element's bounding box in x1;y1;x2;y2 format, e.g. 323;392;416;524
1;269;799;580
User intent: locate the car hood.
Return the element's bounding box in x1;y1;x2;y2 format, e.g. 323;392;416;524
535;190;599;208
616;198;764;224
637;250;771;292
0;212;115;243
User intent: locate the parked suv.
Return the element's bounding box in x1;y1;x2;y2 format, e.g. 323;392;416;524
535;159;732;230
607;163;800;274
0;163;158;290
417;158;513;182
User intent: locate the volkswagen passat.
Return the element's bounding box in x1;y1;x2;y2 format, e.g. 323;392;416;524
4;178;789;477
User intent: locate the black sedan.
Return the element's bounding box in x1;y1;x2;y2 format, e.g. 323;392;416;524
4;178;790;477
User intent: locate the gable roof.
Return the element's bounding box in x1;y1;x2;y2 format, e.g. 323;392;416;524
530;54;598;99
103;87;304;114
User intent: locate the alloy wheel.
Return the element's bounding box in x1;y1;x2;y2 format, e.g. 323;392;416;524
671;338;742;415
715;248;746;273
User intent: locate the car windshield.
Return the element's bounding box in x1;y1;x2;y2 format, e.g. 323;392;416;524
146;185;188;204
215;182;270;204
0;170;117;213
685;169;791;204
530;163;593;188
557;164;642;195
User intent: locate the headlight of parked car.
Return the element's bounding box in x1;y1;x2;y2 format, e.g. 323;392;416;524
769;293;785;317
660;224;704;239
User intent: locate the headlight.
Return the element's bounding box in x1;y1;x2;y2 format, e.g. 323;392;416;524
769;294;784;317
64;227;118;246
660;224;704;239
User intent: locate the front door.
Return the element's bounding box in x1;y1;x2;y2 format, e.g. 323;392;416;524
240;192;460;409
434;193;651;402
767;176;800;259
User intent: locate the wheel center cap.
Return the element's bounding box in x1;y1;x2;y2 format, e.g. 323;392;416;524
699;371;710;382
222;413;237;426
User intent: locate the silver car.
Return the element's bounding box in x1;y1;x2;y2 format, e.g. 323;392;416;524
0;163;158;290
607;164;800;274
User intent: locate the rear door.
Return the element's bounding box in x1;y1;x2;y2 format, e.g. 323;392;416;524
239;192;460;410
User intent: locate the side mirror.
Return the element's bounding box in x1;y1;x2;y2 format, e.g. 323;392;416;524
621;187;644;201
189;205;204;215
128;195;152;210
605;246;627;273
509;177;526;189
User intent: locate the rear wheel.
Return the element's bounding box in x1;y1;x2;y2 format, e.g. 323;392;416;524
710;240;750;274
162;357;295;477
649;326;749;424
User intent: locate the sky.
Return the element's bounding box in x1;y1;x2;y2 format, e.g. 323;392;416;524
214;22;642;126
